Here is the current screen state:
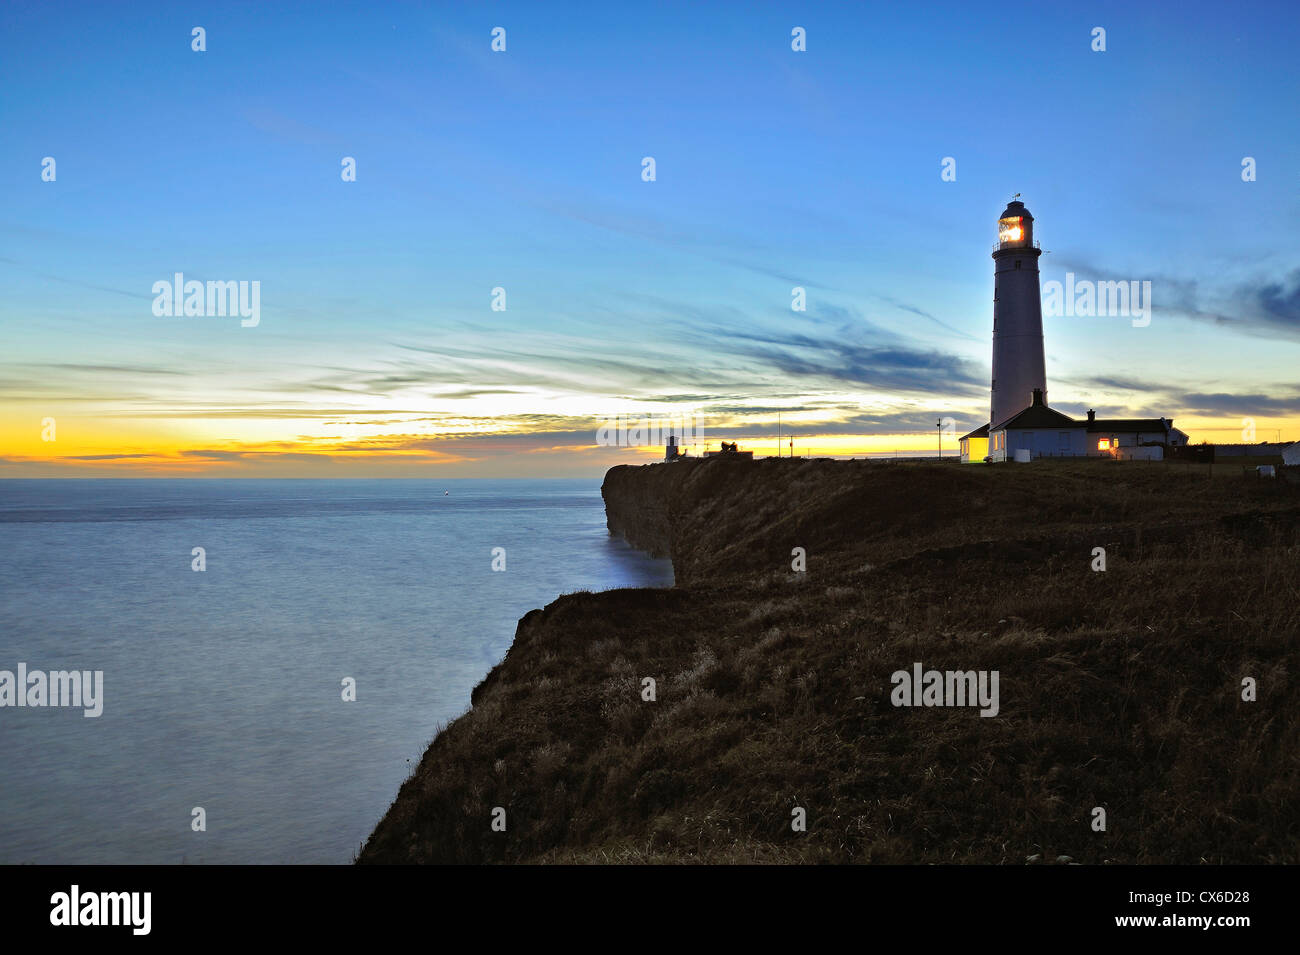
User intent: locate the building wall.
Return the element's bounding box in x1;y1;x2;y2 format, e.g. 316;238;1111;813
1116;431;1169;447
992;427;1088;460
1116;445;1164;461
959;436;988;463
986;422;1186;459
1087;430;1180;452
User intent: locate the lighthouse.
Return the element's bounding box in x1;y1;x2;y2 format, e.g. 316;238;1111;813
989;199;1046;431
958;199;1187;464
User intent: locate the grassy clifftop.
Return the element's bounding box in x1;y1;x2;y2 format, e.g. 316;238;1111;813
359;458;1300;863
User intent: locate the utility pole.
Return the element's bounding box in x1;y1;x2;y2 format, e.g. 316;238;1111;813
937;420;943;459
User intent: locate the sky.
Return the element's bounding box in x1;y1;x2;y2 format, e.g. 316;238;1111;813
2;0;1298;477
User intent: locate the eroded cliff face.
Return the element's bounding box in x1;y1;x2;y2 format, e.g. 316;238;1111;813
599;463;681;561
600;456;922;587
360;459;1300;865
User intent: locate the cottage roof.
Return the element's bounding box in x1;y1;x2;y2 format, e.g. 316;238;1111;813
1087;418;1172;433
992;404;1078;432
960;424;990;441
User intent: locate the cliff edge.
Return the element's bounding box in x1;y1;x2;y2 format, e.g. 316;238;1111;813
359;458;1299;864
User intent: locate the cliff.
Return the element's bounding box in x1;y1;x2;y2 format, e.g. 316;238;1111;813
359;458;1300;864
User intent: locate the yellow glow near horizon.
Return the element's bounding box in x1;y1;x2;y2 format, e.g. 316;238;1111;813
3;402;1298;476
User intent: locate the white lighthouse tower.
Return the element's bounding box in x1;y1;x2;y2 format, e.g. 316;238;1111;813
989;198;1046;431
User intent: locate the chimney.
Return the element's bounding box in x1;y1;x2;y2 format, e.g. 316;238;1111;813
1087;409;1095;424
1032;388;1043;407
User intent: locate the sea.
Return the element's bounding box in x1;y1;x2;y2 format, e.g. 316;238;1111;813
0;479;672;864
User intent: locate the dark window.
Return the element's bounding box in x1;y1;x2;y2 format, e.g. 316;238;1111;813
1015;259;1022;269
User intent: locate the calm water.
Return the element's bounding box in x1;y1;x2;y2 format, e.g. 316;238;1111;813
0;479;671;864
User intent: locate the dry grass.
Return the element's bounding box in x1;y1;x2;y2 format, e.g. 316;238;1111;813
359;458;1300;864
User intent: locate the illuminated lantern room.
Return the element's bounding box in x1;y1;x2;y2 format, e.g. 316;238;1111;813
996;199;1034;250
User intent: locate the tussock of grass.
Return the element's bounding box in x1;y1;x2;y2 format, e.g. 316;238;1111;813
359;458;1300;864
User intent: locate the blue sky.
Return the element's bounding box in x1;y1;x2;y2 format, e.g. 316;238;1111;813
2;0;1299;475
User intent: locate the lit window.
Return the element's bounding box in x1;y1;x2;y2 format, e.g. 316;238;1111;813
1098;438;1110;450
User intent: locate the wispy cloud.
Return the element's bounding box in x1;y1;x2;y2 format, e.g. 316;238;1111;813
1051;258;1300;341
1178;392;1300;417
708;326;985;395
